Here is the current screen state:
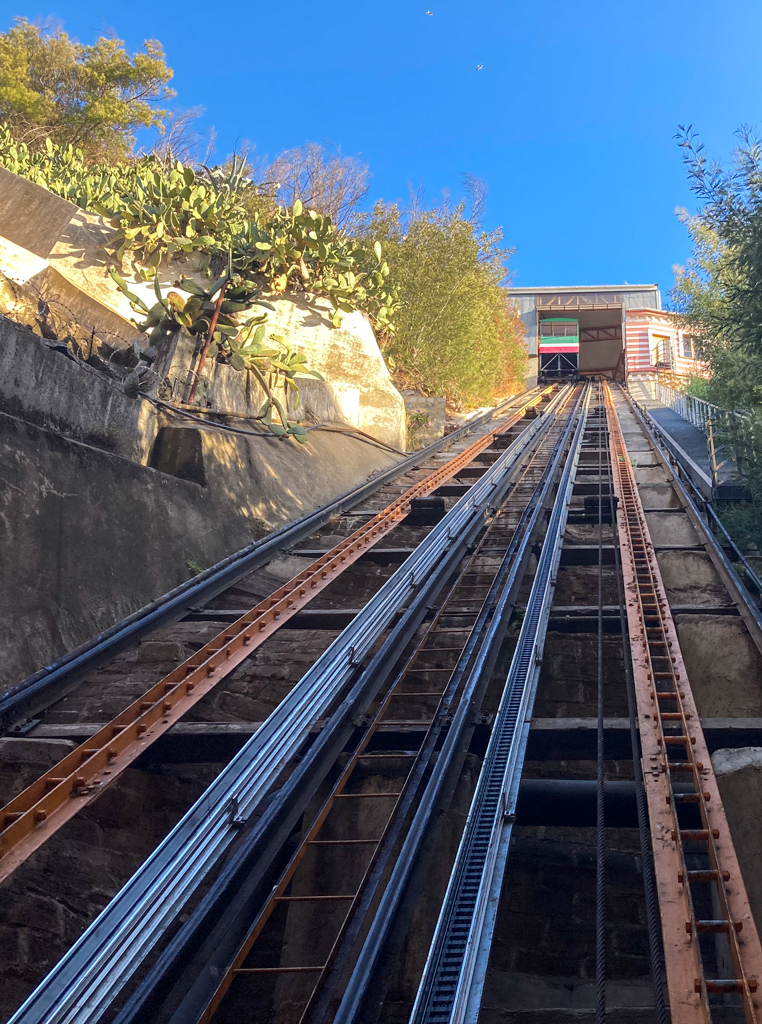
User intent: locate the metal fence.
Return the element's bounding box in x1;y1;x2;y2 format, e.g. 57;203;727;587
652;381;758;494
654;382;720;434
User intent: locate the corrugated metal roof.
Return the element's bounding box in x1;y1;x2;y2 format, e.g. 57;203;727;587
507;284;661;320
507;284;659;294
508;284;662;356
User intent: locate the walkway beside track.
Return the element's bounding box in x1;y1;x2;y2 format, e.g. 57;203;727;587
628;379;713;493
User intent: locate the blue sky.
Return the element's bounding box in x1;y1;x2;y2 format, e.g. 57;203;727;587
5;0;762;300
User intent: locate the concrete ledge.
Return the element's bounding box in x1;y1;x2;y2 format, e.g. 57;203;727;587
0;167;78;257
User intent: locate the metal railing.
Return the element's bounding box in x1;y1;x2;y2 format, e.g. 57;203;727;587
654;382;719;433
651;382;758;494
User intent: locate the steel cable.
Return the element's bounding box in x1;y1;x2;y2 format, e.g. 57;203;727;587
596;388;607;1024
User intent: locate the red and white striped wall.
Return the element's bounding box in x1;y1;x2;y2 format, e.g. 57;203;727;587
624;309;707;379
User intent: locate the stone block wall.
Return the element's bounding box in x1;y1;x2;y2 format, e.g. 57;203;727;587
402;390;447;449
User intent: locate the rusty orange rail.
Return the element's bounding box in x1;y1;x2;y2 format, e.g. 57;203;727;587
606;381;762;1023
0;388;552;882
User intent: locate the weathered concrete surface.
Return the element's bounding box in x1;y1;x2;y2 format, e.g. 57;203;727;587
712;747;762;935
477;829;654;1024
0;167;78;258
535;634;629;719
644;510;700;547
0;403;398;687
0;234;49;286
231;290;406;450
0;314;159;463
0;762;219;1022
635;481;682;509
676;615;762;717
401;390;447;449
656;549;732;607
35;617;341;727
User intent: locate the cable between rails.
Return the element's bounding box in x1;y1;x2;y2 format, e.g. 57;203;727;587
605;386;670;1024
595;388;606;1024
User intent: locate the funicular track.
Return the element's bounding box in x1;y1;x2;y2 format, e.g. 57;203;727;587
7;377;762;1024
606;382;762;1023
2;384;574;1024
400;383;762;1024
0;387;552;882
170;387;588;1024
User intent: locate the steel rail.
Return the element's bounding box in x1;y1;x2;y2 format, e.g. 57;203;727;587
604;409;670;1024
117;481;508;1024
594;387;607;1024
605;382;762;1023
0;391;551;883
6;385;573;1024
116;388;583;1024
408;385;591;1024
153;387;581;1024
115;406;564;1024
329;385;588;1024
0;385;550;728
192;404;578;1024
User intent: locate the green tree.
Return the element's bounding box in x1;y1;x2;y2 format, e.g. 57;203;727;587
672;128;762;410
673;127;762;548
359;198;526;408
674;125;762;361
0;18;174;160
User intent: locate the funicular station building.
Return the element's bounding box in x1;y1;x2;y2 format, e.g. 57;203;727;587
507;283;708;384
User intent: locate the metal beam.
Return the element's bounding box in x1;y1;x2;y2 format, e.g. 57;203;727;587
5;386;573;1024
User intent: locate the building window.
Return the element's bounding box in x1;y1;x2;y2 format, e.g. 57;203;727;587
682;335;693;359
651;335;672;367
540;321;578;337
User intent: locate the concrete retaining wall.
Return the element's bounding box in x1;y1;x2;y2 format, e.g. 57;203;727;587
0;316;401;686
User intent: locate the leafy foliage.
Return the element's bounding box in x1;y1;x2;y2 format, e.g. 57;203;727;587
673;125;762;547
111;268;322;441
110;266;272;347
674;125;762;360
0;122;140;207
95;161;247;269
234;201;398;331
357;199;526;408
0;125;398;332
0;19;173;160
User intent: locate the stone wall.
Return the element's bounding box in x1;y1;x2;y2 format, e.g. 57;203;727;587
401;390;447;449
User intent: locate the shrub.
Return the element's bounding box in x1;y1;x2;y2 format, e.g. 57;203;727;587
0;19;173;161
358;200;526;408
0;126;398;331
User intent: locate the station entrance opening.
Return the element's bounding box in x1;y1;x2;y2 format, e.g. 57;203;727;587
538;303;625;379
507;284;662;386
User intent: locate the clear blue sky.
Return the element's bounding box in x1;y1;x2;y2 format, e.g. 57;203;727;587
6;0;762;300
